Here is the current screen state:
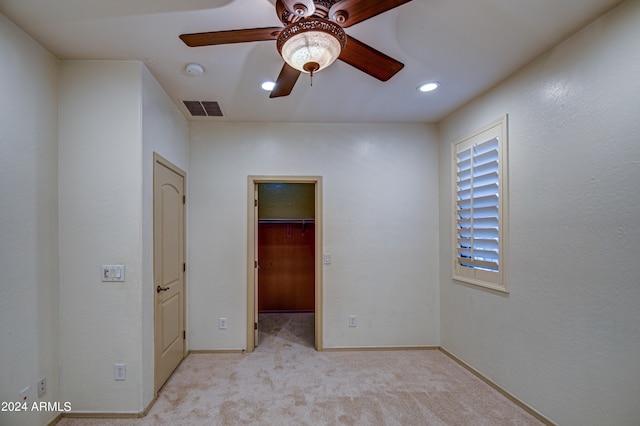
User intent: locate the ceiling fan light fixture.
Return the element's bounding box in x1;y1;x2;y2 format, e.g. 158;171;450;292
277;18;347;74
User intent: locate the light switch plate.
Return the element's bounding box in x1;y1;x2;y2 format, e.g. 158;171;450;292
101;265;125;282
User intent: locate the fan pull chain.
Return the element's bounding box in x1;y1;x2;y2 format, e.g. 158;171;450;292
303;61;320;87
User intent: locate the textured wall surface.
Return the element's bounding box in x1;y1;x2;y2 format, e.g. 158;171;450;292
188;122;440;350
58;61;145;412
58;61;188;413
438;1;640;424
0;13;60;426
141;65;189;408
258;183;315;219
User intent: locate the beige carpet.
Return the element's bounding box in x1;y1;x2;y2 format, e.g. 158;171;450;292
57;313;543;425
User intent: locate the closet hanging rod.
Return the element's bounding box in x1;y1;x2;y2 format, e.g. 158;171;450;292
258;218;315;224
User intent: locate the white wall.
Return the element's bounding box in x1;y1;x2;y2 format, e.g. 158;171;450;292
188;122;440;350
438;1;640;424
58;61;188;413
58;61;145;412
0;13;60;426
141;65;189;407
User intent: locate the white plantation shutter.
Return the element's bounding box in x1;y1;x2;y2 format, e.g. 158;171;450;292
453;116;508;292
456;137;499;271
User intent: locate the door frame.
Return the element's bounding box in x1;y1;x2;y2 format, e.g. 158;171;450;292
153;153;187;395
247;176;323;352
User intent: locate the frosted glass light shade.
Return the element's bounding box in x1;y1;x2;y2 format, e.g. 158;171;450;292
277;18;347;74
281;31;342;72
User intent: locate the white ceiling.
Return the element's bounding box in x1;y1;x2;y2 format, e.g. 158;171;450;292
0;0;623;123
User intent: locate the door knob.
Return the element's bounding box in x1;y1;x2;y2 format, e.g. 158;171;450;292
157;285;170;293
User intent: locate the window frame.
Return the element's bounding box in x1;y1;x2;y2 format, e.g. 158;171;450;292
451;115;509;293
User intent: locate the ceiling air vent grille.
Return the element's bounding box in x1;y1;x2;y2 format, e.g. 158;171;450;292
182;100;223;117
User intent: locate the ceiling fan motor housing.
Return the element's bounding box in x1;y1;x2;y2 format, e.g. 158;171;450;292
279;0;346;23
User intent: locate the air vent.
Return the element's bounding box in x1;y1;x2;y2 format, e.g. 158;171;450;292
182;101;223;117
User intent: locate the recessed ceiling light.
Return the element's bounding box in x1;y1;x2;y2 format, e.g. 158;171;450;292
418;82;440;93
261;81;276;91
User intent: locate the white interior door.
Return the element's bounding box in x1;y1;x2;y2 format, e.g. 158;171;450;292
154;154;186;394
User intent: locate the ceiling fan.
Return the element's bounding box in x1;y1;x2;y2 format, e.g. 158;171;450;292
179;0;412;98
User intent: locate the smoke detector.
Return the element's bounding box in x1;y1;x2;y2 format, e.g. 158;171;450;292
185;63;204;76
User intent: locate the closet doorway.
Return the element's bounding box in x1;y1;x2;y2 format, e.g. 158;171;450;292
247;176;323;352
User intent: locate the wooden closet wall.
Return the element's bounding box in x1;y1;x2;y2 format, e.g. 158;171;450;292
258;221;315;312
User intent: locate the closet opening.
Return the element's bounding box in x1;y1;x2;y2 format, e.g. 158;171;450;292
247;177;323;352
258;183;315;314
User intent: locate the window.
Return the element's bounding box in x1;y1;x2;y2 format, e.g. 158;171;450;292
452;115;508;292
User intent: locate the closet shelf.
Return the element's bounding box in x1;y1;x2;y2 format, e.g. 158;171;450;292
258;218;315;224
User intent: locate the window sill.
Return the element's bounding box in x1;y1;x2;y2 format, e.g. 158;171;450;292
452;274;509;294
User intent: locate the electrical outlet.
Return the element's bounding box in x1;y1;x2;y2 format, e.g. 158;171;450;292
219;318;227;329
349;315;357;327
37;377;46;397
20;387;29;402
114;363;126;381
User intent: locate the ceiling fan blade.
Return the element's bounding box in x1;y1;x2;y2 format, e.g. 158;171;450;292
270;63;301;98
330;0;412;28
338;36;404;81
179;27;282;47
